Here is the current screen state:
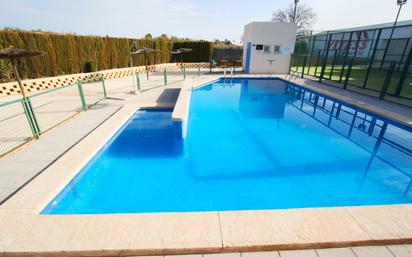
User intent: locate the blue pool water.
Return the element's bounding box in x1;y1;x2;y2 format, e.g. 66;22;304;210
43;78;412;214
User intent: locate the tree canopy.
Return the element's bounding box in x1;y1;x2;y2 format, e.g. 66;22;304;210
272;3;317;35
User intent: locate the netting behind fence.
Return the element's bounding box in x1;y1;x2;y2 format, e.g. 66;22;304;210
0;100;34;156
292;24;412;103
28;85;83;133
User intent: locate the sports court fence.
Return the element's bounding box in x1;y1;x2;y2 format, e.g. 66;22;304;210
290;23;412;104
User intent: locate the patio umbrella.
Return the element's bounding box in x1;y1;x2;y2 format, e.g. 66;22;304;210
131;47;160;80
171;48;192;65
0;47;44;98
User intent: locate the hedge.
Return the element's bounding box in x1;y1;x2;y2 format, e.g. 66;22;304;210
172;41;213;62
0;30;213;82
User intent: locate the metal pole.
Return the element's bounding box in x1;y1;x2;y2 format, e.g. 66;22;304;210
339;32;354;82
77;82;87;111
293;0;299;22
101;76;107;99
380;4;404;67
314;50;322;77
136;73;141;92
397;37;410;72
319;32;332;82
11;59;27;99
145;52;149;80
363;28;382;88
344;32;362;89
379;62;396;100
301;55;307;78
21;99;39;138
394;42;412;96
307;33;316;75
395;3;404;26
329;50;339;80
183;64;186;79
306;31;312;73
164;68;168;85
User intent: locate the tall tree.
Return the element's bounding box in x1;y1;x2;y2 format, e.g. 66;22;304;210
272;3;316;35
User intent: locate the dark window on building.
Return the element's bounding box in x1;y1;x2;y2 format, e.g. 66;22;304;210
256;45;263;50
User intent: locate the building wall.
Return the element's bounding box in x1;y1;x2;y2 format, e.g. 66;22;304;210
243;22;297;74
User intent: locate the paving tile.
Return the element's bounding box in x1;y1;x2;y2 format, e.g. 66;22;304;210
0;212;222;253
352;246;395;257
0;188;14;201
279;249;317;257
0;173;35;188
0;160;50;174
242;251;280;257
387;245;412;257
345;205;412;240
316;248;356;257
219;208;371;248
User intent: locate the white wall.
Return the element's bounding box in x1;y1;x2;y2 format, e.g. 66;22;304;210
243;22;297;74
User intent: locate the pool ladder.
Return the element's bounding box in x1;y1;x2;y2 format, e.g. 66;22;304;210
223;66;235;78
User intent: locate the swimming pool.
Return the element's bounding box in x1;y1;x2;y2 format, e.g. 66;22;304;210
42;78;412;214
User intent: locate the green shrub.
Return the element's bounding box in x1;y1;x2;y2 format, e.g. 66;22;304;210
0;30;213;82
83;60;96;73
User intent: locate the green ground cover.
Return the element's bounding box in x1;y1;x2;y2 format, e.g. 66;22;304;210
291;65;412;99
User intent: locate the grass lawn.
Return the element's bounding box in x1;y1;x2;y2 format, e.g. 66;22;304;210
291;65;412;99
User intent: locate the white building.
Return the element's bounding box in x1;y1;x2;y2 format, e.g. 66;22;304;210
242;22;297;74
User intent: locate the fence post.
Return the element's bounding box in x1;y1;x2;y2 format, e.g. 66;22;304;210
339;31;354;83
380;25;396;68
343;59;354;90
101;76;107;99
77;82;87;111
379;62;396;100
363;28;382;88
21;98;41;138
183;64;186;79
136;73;141;92
301;55;307;78
395;43;412;96
329;50;339;80
343;32;362;89
163;68;168;85
319;33;332;83
307;34;316;75
198;64;201;76
314;50;322;77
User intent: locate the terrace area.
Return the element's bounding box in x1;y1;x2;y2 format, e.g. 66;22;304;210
0;63;411;256
1;6;412;257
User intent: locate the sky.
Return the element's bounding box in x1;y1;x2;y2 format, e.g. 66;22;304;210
1;0;412;43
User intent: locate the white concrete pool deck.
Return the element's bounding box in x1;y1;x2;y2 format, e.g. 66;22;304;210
0;74;411;256
145;245;412;257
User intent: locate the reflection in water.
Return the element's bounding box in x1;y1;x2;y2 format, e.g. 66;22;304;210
285;81;412;200
43;78;412;214
239;79;287;120
199;78;412;200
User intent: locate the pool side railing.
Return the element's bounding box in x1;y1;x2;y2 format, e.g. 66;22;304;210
0;63;211;157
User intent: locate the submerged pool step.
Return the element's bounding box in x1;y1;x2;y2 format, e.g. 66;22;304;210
127;109;181;138
107;109;186;158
